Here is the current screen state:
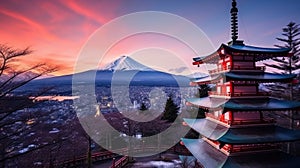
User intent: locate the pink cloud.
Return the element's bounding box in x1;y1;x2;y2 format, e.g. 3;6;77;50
0;7;60;42
41;1;70;23
61;0;109;24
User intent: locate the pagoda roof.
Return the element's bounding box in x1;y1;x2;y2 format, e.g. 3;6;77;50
193;43;291;65
191;72;296;85
186;97;300;111
184;118;300;144
191;75;220;84
221;125;300;144
225;72;296;82
181;138;300;168
184;118;228;140
225;43;291;53
181;138;227;168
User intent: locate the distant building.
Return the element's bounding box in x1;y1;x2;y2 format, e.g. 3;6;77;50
182;0;300;167
133;100;139;109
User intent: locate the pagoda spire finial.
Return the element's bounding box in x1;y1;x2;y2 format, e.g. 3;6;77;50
231;0;238;43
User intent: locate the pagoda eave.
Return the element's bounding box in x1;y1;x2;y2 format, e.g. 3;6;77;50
219;125;300;145
183;118;300;144
190;72;296;85
224;44;291;54
183;118;228;140
181;138;227;168
182;138;300;168
226;72;296;83
190;75;221;85
192;44;292;65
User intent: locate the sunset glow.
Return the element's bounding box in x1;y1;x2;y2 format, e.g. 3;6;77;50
1;0;300;76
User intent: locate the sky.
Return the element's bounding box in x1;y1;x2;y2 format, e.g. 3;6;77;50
1;0;300;76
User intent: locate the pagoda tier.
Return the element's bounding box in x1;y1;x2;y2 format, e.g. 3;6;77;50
186;97;300;126
181;138;300;168
191;72;296;85
183;118;300;145
186;97;300;112
193;42;292;66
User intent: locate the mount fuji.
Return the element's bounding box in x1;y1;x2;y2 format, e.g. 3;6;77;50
19;56;190;93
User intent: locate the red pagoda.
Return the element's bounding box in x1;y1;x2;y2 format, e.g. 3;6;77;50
182;0;300;167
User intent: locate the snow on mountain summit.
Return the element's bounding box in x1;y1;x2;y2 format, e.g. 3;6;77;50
103;56;154;71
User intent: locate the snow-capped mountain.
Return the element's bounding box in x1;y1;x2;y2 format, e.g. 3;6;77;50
103;56;154;71
17;55;192;94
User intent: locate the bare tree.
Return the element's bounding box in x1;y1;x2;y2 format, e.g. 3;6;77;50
0;44;58;166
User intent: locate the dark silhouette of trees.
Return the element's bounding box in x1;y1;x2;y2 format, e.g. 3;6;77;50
161;96;179;122
139;102;147;111
184;84;210;139
265;22;300;75
0;45;57;97
0;44;58;166
264;22;300;100
196;84;210;118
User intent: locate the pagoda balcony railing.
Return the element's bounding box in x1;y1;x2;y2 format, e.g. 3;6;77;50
208;68;229;74
231;66;266;71
206;114;275;126
231;143;280;153
208;91;270;97
208;66;265;74
228;118;275;125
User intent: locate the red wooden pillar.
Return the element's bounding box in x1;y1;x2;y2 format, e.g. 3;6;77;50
229;111;233;125
220;114;225;122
